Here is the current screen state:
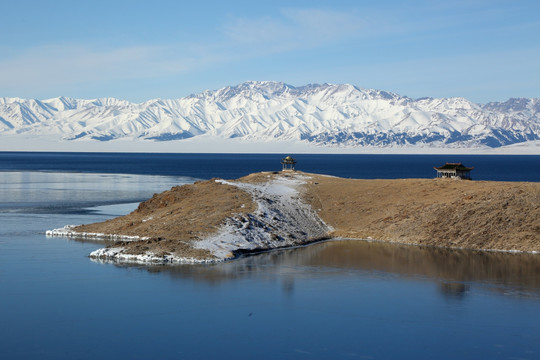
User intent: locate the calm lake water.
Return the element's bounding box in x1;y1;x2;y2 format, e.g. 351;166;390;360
1;153;539;359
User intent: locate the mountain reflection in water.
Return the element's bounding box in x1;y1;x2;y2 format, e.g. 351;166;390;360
94;240;540;298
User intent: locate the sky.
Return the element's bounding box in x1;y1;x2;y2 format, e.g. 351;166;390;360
1;0;539;103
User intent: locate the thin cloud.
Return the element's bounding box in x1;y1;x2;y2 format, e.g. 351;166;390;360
223;8;365;51
0;8;367;92
0;44;186;89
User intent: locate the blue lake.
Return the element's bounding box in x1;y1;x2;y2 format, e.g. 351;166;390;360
1;152;539;181
0;153;539;359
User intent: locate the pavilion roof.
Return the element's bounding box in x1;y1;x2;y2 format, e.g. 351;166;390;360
434;162;474;171
281;155;297;164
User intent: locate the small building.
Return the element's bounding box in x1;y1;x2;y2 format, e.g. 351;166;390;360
434;162;474;180
281;156;297;171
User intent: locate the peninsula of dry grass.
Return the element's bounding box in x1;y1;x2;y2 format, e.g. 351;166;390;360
73;171;540;260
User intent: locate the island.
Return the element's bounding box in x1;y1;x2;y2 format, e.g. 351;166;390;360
47;171;540;263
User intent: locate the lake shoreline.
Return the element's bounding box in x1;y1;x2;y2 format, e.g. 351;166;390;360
47;171;540;263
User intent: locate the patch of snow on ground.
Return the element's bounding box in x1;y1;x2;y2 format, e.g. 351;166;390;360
89;247;213;264
194;173;332;260
46;225;148;242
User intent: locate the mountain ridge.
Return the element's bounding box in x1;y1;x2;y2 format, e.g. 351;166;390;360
1;81;539;149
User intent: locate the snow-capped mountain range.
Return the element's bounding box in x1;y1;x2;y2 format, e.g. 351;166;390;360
1;81;539;150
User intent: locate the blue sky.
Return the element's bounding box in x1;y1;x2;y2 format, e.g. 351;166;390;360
1;0;539;103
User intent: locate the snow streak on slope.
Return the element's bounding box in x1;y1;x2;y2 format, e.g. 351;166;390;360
195;174;330;260
1;81;539;148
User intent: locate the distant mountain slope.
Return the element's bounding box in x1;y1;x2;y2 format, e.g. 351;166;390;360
1;81;539;148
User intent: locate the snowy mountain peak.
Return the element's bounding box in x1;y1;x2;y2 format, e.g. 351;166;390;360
191;81;295;103
1;81;539;149
483;97;540;113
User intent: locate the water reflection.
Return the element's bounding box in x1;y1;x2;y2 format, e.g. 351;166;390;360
439;281;470;299
96;240;540;299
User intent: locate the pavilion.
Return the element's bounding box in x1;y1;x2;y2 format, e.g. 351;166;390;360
281;156;297;171
434;162;474;180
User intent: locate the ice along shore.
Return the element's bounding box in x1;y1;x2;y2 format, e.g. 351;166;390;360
47;171;540;263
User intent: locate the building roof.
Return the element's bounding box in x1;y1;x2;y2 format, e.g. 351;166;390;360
281;155;296;164
434;162;474;171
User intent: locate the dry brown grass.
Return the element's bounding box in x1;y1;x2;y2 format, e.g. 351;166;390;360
75;179;256;259
77;171;540;259
303;174;540;252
